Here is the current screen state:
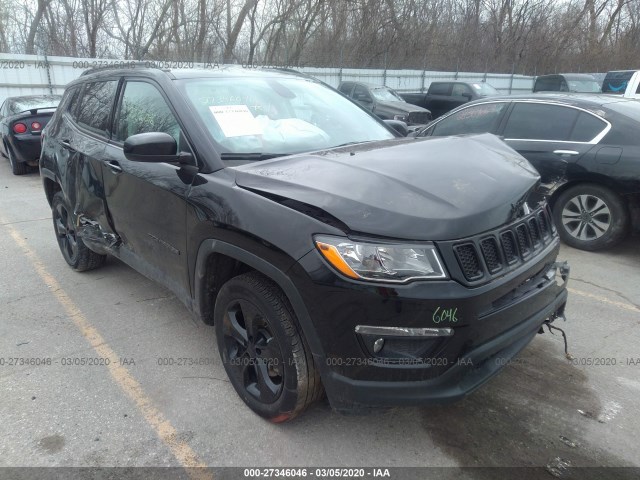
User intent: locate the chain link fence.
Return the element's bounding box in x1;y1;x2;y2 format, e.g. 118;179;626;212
1;52;538;103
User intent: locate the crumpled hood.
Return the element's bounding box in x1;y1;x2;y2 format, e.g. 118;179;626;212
233;134;540;240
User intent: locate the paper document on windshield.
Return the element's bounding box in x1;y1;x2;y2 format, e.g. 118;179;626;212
209;105;263;137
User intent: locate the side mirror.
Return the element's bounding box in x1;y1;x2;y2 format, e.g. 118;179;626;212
383;119;409;137
462;93;472;100
356;93;372;103
123;132;193;164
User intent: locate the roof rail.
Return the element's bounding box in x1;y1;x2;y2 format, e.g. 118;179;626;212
79;61;164;76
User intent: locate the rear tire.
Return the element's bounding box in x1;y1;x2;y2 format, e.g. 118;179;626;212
8;147;28;175
553;184;628;251
214;271;323;422
52;192;106;271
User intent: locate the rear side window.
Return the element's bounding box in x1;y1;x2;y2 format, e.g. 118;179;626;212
534;76;561;92
60;86;81;120
503;103;578;141
114;81;180;142
451;84;472;97
353;84;372;101
569;112;607;142
430;102;508;136
76;81;119;137
338;83;353;95
602;71;635;94
429;83;450;95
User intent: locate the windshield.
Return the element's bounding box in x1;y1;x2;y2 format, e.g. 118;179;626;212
179;77;394;156
370;87;404;102
566;80;601;93
470;83;499;96
9;95;61;115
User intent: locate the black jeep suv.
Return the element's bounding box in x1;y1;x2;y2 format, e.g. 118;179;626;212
41;66;569;421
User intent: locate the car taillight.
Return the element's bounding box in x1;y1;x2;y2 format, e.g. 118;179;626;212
31;121;42;131
13;123;27;134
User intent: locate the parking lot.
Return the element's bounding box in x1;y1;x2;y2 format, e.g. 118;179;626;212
1;160;639;478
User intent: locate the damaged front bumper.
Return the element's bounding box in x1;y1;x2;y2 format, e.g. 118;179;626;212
293;241;570;412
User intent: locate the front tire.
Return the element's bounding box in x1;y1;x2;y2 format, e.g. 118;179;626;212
52;192;106;271
8;146;28;175
214;272;323;422
553;184;628;251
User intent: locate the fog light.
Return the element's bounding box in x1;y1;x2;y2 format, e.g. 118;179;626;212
373;338;385;353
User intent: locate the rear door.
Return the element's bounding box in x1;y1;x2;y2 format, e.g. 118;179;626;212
426;82;454;118
498;102;603;185
101;79;193;299
56;80;119;244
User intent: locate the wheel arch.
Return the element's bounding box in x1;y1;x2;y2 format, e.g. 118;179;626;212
193;239;326;359
42;173;61;207
548;177;629;211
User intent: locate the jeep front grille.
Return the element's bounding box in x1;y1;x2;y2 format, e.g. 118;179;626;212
447;204;557;284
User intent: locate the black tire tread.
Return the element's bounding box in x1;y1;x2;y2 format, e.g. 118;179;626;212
8;147;28;175
553;183;629;251
220;271;323;421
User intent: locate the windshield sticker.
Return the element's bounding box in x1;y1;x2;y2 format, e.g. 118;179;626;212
209;105;262;137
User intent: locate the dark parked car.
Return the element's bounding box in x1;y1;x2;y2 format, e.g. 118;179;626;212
533;74;600;93
418;94;640;251
338;81;432;125
0;94;62;175
401;81;500;119
41;66;569;421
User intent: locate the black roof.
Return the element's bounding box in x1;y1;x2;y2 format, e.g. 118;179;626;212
469;93;638;108
77;64;311;81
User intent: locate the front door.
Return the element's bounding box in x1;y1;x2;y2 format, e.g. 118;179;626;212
101;80;193;299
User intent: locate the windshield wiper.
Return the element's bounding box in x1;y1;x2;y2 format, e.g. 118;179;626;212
219;152;284;161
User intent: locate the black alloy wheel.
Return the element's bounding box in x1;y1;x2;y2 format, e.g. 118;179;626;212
215;272;323;422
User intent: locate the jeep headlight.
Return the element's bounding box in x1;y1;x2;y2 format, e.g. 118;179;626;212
314;235;447;283
393;114;408;122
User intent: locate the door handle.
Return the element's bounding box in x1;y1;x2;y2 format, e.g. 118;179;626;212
60;140;75;151
106;160;123;174
553;149;579;156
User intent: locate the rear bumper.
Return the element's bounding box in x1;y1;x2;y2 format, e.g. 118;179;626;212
321;287;567;410
8;134;42;163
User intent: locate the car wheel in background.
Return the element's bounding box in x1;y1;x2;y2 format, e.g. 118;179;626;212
214;272;323;422
553;184;629;251
7;146;28;175
52;192;106;271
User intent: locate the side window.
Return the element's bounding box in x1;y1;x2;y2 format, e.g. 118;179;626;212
431;102;508;136
569;112;607;142
114;81;180;143
60;86;80;120
428;83;450;95
339;83;353;96
503;103;578;141
353;84;371;102
451;84;472;97
76;81;118;136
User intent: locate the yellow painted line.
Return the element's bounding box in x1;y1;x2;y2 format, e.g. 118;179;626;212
4;222;213;480
568;287;640;313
